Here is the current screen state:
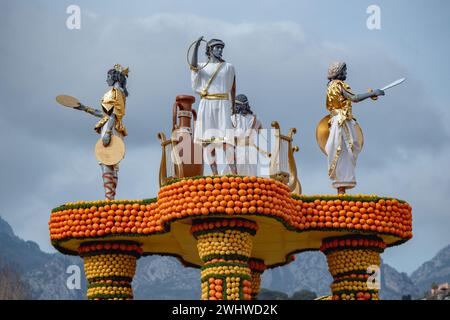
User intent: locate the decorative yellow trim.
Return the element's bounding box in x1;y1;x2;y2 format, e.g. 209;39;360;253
157;132;169;187
157;132;185;187
269;121;302;193
201;93;229;100
342;123;354;152
84;107;97;116
194;136;233;145
94;116;109;134
328;146;341;179
198;62;225;100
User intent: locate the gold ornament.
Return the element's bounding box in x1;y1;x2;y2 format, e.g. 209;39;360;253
114;64;129;77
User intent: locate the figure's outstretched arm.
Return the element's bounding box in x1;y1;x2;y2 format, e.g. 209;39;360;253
190;36;203;71
342;88;385;103
74;103;103;118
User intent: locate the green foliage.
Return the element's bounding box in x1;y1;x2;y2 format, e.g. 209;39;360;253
200;273;251;283
258;288;289;300
88;293;132;300
292;193;407;204
192;226;257;238
88;282;132;289
290;289;318;300
161;175;246;187
52;198;157;213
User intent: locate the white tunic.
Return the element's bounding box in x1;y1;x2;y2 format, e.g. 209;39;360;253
325;116;361;189
222;114;262;176
191;62;235;145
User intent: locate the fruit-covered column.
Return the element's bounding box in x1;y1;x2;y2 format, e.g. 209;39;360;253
191;218;258;300
78;241;143;300
248;258;267;300
320;235;386;300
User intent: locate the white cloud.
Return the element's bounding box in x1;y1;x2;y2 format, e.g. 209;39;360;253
137;13;305;42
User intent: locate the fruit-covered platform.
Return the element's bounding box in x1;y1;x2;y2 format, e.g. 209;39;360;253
49;176;412;300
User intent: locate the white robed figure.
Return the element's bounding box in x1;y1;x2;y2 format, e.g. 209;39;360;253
230;94;263;176
190;37;237;175
191;62;235;145
323;62;385;194
325;100;361;190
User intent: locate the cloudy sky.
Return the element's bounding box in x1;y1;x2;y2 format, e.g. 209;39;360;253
1;0;449;275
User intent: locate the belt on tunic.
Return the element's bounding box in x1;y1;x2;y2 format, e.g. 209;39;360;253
200;92;229;100
329;109;354;126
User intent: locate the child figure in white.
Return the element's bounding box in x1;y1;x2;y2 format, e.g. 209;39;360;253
230;94;263;176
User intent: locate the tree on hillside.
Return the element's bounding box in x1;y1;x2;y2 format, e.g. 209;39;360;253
0;263;30;299
290;289;317;300
258;288;289;300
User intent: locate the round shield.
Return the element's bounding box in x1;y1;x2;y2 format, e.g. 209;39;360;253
316;115;364;155
56;95;80;108
95;135;125;165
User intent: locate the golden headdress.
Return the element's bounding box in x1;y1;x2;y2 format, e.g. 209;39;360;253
114;64;129;77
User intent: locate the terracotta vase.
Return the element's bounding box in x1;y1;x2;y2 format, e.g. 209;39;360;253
172;95;204;178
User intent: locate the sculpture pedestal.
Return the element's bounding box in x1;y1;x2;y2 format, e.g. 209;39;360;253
79;241;142;300
49;176;412;300
249;258;267;300
191;218;257;300
321;235;386;300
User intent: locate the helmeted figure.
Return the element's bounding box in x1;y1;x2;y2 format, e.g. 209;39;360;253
324;62;384;194
75;64;130;199
190;37;237;175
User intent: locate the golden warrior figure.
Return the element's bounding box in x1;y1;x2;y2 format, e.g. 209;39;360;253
73;64;129;200
317;62;386;194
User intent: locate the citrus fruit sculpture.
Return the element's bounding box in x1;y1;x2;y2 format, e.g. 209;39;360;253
49;175;412;300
